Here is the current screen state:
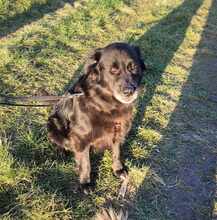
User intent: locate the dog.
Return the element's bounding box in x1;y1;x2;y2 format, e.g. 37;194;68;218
47;42;146;192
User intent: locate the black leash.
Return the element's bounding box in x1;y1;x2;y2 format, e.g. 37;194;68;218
0;102;52;107
0;93;84;107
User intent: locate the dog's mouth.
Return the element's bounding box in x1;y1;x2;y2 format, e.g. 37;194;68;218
113;88;139;104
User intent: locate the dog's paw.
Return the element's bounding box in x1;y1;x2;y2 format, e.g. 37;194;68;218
80;183;93;195
113;168;128;181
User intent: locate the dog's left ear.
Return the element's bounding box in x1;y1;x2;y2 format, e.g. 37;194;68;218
84;48;103;83
133;45;146;72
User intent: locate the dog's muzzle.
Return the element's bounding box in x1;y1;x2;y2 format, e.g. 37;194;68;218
123;82;137;96
113;82;139;104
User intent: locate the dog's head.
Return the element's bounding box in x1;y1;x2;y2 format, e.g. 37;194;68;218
83;42;146;104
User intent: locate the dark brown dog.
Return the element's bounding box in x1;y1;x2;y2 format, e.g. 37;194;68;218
47;42;146;191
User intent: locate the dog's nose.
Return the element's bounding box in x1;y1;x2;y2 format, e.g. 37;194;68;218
123;83;137;96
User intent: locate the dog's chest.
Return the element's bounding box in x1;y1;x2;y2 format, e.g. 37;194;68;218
112;121;122;143
90;108;133;148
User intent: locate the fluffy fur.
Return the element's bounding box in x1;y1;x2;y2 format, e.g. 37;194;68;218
47;42;146;190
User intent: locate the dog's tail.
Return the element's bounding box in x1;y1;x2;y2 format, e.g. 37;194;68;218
95;207;128;220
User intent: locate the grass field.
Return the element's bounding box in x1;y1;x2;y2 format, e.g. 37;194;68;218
0;0;217;219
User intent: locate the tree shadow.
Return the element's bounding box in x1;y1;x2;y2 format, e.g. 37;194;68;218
8;116;73;167
33;153;105;218
129;0;217;219
0;0;73;39
0;185;23;219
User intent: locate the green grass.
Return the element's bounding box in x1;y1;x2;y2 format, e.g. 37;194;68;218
0;0;217;219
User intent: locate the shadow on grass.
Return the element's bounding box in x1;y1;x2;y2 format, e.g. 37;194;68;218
0;79;15;95
0;185;22;219
129;0;217;219
8;117;73;166
0;0;73;38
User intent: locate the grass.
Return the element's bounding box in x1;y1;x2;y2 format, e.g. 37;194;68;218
0;0;217;219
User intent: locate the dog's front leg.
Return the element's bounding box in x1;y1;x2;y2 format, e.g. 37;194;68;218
111;144;128;180
74;146;91;193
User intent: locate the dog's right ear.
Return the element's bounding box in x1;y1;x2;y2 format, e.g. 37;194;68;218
83;48;103;83
70;48;103;94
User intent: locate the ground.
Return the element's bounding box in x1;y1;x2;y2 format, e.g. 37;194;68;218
0;0;216;219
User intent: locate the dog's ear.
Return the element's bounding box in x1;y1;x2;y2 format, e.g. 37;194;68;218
84;48;103;83
133;45;146;72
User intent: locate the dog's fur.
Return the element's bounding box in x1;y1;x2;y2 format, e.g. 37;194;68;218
47;42;145;190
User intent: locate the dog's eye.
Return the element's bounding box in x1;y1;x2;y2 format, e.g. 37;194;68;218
111;67;120;75
110;62;120;75
127;62;137;73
